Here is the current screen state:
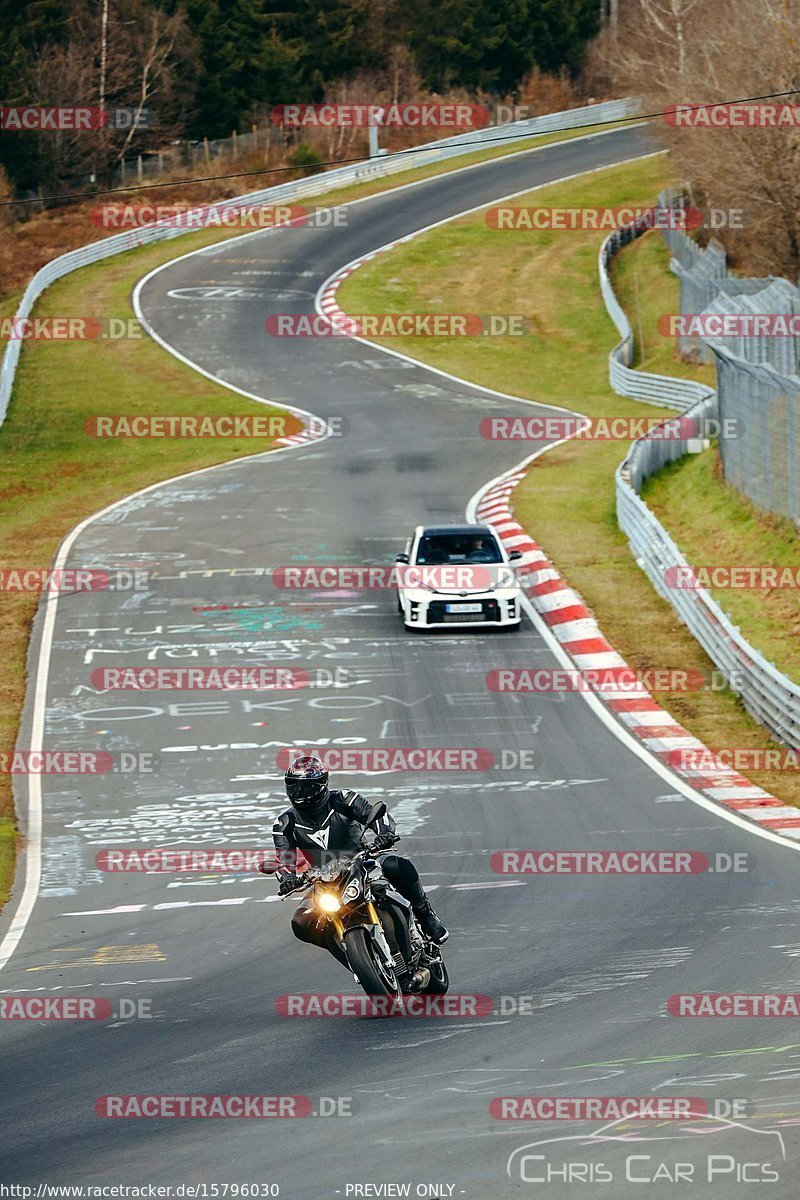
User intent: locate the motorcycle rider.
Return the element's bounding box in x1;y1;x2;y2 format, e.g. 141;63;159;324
271;754;448;966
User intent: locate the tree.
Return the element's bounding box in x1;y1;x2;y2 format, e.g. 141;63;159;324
594;0;800;277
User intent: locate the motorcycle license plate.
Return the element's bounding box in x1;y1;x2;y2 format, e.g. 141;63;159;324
445;603;482;613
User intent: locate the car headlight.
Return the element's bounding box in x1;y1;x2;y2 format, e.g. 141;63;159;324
342;878;361;902
317;891;342;913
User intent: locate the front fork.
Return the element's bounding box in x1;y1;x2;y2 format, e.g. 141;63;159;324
324;901;395;971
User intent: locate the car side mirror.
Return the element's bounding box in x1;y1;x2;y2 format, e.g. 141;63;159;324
508;549;523;561
395;552;410;564
366;801;387;828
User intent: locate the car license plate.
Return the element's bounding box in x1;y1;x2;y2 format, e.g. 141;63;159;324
445;603;483;614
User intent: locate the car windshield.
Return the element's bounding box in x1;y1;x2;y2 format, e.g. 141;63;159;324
414;533;502;564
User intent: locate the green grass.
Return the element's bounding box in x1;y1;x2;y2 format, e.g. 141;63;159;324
336;155;800;809
615;230;800;688
611;229;715;384
643;449;800;685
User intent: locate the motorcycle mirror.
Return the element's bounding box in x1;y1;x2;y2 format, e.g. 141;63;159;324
365;801;387;828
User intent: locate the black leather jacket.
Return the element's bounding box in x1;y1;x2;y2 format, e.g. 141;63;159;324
272;788;395;873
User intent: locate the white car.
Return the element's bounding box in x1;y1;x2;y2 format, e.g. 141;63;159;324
395;524;523;630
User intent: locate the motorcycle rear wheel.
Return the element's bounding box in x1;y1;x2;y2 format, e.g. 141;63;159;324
344;926;402;999
422;954;450;995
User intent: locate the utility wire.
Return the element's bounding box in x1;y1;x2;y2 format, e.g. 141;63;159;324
2;89;799;210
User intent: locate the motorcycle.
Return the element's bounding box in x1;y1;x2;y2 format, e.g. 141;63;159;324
264;802;449;999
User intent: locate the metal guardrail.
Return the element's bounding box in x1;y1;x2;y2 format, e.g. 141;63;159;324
606;207;800;746
0;97;638;427
616;454;800;746
599;213;714;411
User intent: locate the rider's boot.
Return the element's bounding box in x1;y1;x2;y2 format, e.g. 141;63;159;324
402;879;449;943
412;899;449;944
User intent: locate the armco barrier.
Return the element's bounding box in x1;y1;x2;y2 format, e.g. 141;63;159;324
0;98;637;427
600;210;714;411
606;209;800;746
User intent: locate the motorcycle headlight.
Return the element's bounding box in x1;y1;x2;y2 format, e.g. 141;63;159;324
317;891;341;913
342;878;361;902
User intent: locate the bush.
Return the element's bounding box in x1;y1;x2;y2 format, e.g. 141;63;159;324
286;144;325;176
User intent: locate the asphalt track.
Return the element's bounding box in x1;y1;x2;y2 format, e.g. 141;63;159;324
3;125;800;1196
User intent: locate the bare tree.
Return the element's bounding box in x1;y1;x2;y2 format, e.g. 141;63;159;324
592;0;800;277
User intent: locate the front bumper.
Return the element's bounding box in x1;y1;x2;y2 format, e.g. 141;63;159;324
399;588;522;628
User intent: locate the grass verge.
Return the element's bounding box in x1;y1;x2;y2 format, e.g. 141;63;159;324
615;230;800;685
336;154;800;807
643;451;800;685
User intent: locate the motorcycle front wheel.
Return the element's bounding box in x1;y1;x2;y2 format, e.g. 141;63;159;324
344;926;402;999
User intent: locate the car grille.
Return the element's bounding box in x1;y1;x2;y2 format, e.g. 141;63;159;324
427;599;501;623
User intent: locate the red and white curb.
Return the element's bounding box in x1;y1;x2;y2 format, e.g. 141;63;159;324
475;474;800;837
274;421;326;449
318;246;397;319
317;225;800;842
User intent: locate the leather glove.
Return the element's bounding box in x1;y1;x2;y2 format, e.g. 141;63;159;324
278;872;300;895
371;832;397;852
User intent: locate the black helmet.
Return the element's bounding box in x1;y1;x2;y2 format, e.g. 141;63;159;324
284;754;330;815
